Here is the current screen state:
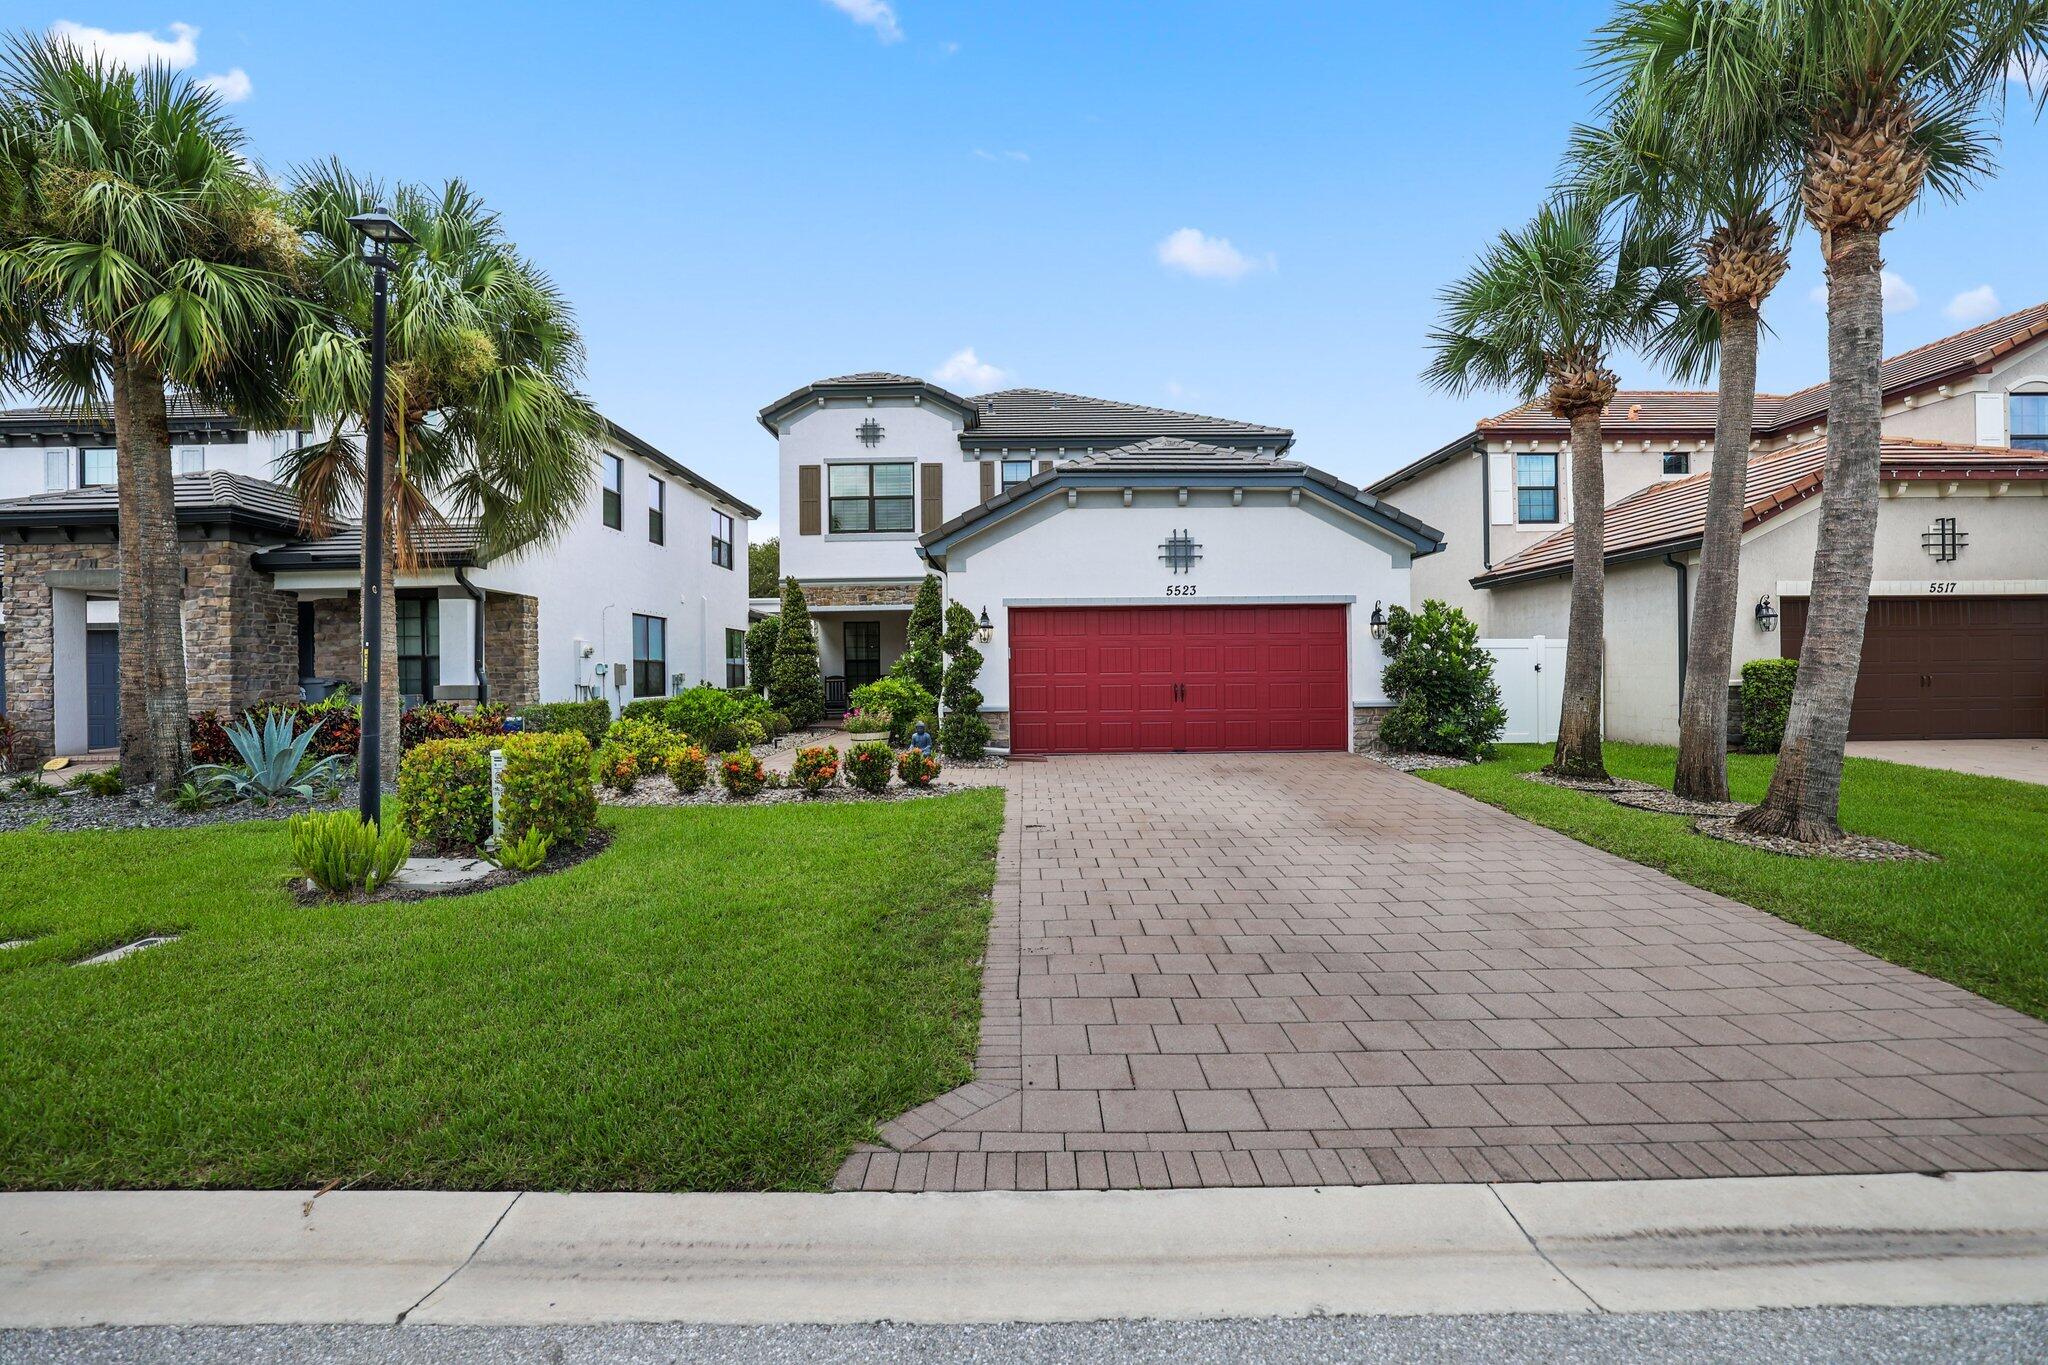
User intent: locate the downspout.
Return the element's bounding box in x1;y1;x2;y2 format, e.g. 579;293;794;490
453;565;488;705
1663;554;1687;706
1478;438;1493;571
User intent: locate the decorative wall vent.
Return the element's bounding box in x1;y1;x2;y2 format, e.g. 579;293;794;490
856;418;885;447
1922;516;1967;563
1158;529;1203;574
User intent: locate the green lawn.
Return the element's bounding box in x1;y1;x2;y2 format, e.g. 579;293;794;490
0;791;1004;1191
1425;744;2048;1023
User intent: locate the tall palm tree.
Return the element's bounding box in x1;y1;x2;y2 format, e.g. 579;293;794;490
1582;0;1802;804
1426;195;1690;780
1730;0;2035;841
280;163;600;779
0;34;301;794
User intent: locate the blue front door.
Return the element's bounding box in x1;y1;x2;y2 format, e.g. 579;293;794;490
87;630;119;750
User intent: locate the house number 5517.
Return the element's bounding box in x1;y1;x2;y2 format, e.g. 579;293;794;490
1165;583;1198;597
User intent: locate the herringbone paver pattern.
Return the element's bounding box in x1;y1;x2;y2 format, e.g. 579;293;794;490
836;754;2048;1191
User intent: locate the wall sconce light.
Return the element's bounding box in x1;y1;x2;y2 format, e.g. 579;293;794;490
1755;595;1779;633
1369;601;1387;640
976;606;994;645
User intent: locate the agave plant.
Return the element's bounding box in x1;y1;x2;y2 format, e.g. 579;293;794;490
188;712;348;806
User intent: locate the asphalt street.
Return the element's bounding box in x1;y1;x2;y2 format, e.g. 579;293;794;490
5;1306;2048;1365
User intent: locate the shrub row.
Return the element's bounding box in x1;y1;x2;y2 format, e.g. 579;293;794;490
514;698;612;747
397;730;597;854
1739;657;1798;754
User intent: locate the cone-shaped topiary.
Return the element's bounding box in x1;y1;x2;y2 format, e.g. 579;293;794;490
745;615;780;697
892;573;945;696
769;577;825;727
938;600;990;759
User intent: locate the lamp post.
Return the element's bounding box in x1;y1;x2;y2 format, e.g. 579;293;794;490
347;205;416;825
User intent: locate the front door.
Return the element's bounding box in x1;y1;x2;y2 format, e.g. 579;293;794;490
86;629;119;750
843;621;882;691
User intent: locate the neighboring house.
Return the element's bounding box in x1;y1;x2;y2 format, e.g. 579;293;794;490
758;374;1442;752
0;405;756;762
1370;303;2048;743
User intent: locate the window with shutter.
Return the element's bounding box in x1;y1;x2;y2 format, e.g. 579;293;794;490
43;449;70;491
798;465;822;535
920;463;943;529
978;461;995;501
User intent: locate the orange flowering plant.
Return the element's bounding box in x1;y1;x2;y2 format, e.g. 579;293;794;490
791;744;840;795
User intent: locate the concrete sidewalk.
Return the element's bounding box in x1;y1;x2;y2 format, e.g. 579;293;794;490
4;1173;2048;1328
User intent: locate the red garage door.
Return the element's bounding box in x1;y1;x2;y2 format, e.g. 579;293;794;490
1009;604;1349;754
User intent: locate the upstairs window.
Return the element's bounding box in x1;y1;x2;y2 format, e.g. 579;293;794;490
601;453;623;529
79;447;117;488
632;614;666;698
648;475;665;544
2012;393;2048;451
711;510;735;568
1515;453;1559;523
1001;458;1033;490
1662;451;1691;476
828;462;913;533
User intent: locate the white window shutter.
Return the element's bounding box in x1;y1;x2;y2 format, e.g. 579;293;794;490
43;448;70;491
1976;392;2006;445
1488;451;1514;525
177;446;206;474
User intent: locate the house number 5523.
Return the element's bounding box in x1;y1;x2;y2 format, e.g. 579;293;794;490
1165;583;1198;597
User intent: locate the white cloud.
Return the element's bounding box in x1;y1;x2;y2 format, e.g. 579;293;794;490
49;19;198;69
197;67;252;102
933;347;1008;391
1164;379;1197;402
1945;284;2001;324
823;0;902;43
1156;227;1272;281
1807;269;1918;314
972;148;1029;162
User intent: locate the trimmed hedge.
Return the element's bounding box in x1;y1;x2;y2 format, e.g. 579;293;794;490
398;730;597;853
515;699;612;748
1740;657;1798;754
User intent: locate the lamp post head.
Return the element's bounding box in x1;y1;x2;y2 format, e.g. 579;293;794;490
347;205;416;249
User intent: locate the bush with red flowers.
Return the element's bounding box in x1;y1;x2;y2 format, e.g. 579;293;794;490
720;747;767;799
896;749;940;788
845;741;894;793
791;744;840;795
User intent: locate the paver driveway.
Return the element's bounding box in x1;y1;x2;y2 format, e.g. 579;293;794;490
836;754;2048;1192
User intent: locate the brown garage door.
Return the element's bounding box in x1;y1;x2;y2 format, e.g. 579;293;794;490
1780;595;2047;739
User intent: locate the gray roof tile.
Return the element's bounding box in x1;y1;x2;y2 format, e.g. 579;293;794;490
962;389;1292;449
0;470;301;528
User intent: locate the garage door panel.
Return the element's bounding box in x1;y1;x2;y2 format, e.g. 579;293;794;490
1009;604;1349;753
1782;595;2046;740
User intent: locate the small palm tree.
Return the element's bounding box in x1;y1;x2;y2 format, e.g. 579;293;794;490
1730;0;2036;841
1426;196;1689;780
1582;0;1803;804
0;34;302;794
280;162;600;777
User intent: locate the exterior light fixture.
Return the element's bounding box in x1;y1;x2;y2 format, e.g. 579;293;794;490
1369;601;1387;639
1755;595;1779;633
347;204;417;825
975;607;994;645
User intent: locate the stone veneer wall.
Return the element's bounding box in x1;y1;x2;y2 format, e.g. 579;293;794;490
483;591;539;706
0;535;292;762
1351;705;1391;749
981;709;1010;749
801;581;917;608
309;597;360;686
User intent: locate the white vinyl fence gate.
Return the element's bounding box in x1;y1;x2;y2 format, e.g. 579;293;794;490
1481;636;1569;745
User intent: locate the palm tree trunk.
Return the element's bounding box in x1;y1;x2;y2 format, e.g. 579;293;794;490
1738;226;1885;842
111;353;193;796
1673;305;1760;802
1549;409;1608;780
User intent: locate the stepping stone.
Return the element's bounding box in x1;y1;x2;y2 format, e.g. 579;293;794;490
78;935;177;966
384;856;497;893
0;940;30;951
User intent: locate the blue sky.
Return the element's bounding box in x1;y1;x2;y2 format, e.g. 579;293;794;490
37;3;2048;531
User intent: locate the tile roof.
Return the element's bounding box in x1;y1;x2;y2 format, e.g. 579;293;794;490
252;520;484;570
1771;301;2048;430
962;389;1293;449
0;395;235;424
0;470;301;529
1063;435;1299;472
1475;437;2048;585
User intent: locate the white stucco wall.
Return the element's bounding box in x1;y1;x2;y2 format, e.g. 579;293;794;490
482;435;752;705
0;430;309;502
774;398;972;585
934;485;1417;715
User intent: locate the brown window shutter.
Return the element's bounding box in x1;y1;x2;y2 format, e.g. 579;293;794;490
1037;458;1053;475
798;465;821;536
920;463;943;529
979;460;996;501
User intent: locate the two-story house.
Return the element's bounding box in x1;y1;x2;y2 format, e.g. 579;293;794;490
0;404;755;763
1369;304;2048;743
758;374;1443;753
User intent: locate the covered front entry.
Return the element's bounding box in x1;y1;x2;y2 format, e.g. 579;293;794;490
1008;604;1348;754
1782;595;2047;740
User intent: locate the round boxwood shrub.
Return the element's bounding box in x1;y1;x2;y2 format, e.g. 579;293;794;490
896;749;940;788
720;747;767;799
846;740;894;793
1375;599;1506;761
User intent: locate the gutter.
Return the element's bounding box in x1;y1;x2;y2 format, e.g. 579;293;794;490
454;565;489;705
1664;554;1688;706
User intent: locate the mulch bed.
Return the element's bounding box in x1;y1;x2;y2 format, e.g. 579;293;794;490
289;825;615;906
0;782;367;835
1518;768;1936;863
601;777;968;808
1357;744;1471;772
